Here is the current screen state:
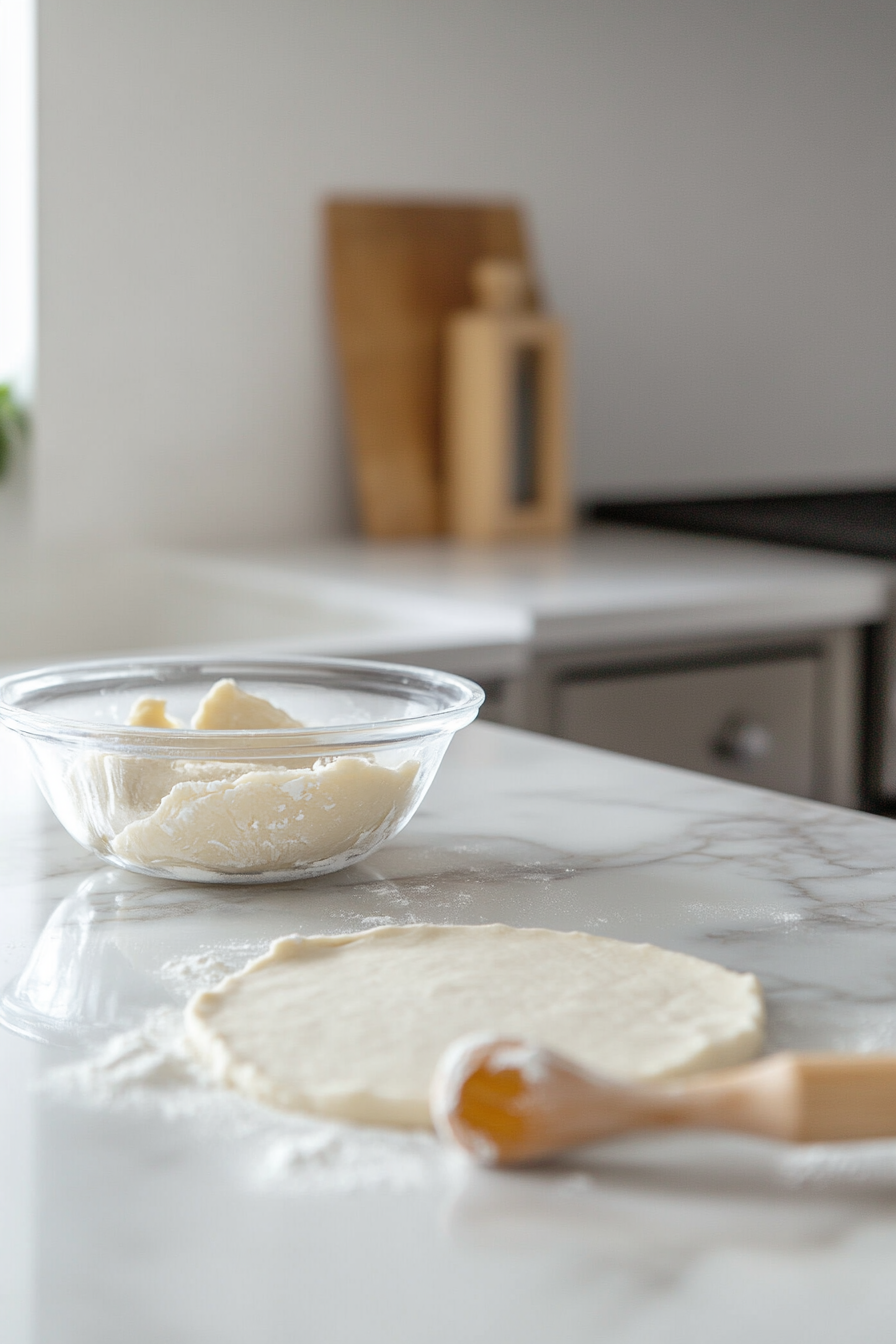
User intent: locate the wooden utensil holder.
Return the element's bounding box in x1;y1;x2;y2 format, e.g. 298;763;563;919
444;260;570;542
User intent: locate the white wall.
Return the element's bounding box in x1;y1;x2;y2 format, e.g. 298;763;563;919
0;0;34;394
35;0;896;546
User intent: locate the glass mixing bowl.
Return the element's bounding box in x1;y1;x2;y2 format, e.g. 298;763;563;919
0;655;483;884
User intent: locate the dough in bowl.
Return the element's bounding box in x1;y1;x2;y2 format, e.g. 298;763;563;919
111;757;419;875
185;923;764;1126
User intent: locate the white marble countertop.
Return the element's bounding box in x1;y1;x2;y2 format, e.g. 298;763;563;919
0;546;531;679
4;718;896;1342
250;523;893;651
2;528;890;683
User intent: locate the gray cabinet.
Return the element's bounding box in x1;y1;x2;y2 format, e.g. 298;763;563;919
555;654;817;795
525;627;864;807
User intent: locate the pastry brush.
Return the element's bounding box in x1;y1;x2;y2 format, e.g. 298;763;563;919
430;1035;896;1166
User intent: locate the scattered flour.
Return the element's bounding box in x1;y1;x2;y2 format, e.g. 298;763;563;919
43;1008;208;1116
160;948;256;991
41;983;458;1194
258;1123;459;1194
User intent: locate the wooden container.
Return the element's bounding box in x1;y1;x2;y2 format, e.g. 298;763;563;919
444;260;570;543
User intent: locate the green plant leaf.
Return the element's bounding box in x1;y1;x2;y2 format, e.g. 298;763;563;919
0;384;29;480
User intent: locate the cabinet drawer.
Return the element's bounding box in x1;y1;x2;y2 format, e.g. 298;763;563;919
554;655;818;795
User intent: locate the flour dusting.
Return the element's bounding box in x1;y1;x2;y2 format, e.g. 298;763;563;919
160;948;256;991
42;995;458;1193
44;1008;209;1117
258;1123;459;1194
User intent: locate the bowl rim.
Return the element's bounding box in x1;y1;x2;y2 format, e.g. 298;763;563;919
0;653;485;751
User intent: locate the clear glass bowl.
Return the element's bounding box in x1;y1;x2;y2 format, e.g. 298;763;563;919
0;655;483;884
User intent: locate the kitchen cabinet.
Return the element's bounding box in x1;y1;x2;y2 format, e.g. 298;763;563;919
555;653;817;795
525;627;864;807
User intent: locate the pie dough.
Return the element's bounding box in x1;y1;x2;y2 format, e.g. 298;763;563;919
112;756;418;875
64;682;415;875
66;752;249;844
191;679;302;730
185;923;765;1126
127;697;182;729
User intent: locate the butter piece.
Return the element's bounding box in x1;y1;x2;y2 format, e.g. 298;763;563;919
111;757;419;875
127;697;182;729
192;679;303;730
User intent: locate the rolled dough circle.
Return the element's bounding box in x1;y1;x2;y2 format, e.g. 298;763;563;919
185;923;764;1127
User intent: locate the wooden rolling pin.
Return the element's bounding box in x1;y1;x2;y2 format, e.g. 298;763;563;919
429;1036;896;1166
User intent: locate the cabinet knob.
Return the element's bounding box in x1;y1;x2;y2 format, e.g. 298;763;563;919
711;715;773;767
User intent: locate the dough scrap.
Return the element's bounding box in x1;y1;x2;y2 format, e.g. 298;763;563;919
127;697;182;729
65;752;251;846
192;679;302;730
112;756;419;875
185;923;765;1126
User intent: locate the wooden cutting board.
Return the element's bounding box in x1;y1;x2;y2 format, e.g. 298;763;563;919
325;198;532;538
